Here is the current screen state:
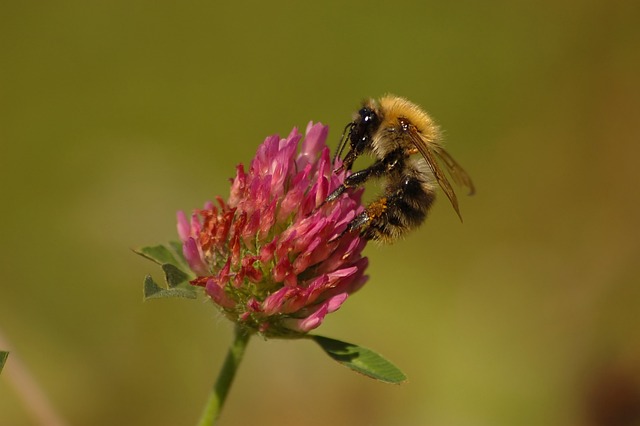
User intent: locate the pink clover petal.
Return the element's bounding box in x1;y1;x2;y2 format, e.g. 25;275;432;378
261;288;288;315
349;273;369;294
296;304;329;332
296;122;328;169
306;238;338;269
288;293;347;333
190;212;202;236
292;252;312;275
282;128;302;151
259;239;277;263
292;221;325;254
183;237;208;276
344;258;370;293
273;257;293;283
292;236;327;274
304;122;329;157
233;270;245;287
327;265;359;281
205;279;235;309
229;164;247;207
246;298;262;312
218;259;232;285
243;210;261;241
325;292;349;313
318;239;366;273
279;289;308;314
258;200;277;240
314;154;331;207
277;167;311;221
275;230;297;260
283;272;298;287
176;211;190;241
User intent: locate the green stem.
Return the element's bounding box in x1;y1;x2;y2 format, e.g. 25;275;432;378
197;325;251;426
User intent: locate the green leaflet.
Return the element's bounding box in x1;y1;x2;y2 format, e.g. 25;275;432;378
134;243;198;301
311;335;407;384
0;351;7;374
134;243;185;268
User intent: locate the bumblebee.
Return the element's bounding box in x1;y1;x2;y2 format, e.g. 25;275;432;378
326;95;475;243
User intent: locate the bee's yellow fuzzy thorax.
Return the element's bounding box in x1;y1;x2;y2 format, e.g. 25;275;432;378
376;95;440;143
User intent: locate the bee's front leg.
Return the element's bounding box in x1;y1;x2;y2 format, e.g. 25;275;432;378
327;197;383;243
324;166;378;203
315;159;387;213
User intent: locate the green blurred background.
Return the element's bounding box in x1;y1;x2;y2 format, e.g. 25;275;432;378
1;1;639;425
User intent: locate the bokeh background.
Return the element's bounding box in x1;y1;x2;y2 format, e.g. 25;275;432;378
2;1;639;425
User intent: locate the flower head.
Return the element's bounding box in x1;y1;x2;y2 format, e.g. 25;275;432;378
177;123;369;337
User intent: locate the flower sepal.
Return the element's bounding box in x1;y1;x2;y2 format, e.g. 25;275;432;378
134;243;199;300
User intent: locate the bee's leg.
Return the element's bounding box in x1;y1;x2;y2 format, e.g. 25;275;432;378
337;146;361;173
328;209;368;242
346;196;388;237
325;148;406;206
328;197;384;242
326;166;377;202
342;175;436;242
317;159;387;213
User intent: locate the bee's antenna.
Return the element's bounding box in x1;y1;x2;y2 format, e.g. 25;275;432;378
333;122;354;167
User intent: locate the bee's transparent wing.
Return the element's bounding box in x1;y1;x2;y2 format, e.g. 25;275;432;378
406;125;465;222
431;144;475;196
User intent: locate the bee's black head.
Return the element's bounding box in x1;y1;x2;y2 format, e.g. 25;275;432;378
350;106;380;152
333;103;381;171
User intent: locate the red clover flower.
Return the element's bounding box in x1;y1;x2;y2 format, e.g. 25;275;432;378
176;122;369;338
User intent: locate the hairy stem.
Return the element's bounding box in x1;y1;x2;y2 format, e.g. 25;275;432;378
196;325;251;426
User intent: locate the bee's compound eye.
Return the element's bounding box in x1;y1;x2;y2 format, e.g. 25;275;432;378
359;107;376;124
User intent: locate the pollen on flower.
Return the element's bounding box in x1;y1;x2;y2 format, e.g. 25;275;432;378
176;122;369;338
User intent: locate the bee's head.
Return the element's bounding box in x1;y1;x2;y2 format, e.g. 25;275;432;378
334;106;380;171
351;106;379;151
333;101;383;171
